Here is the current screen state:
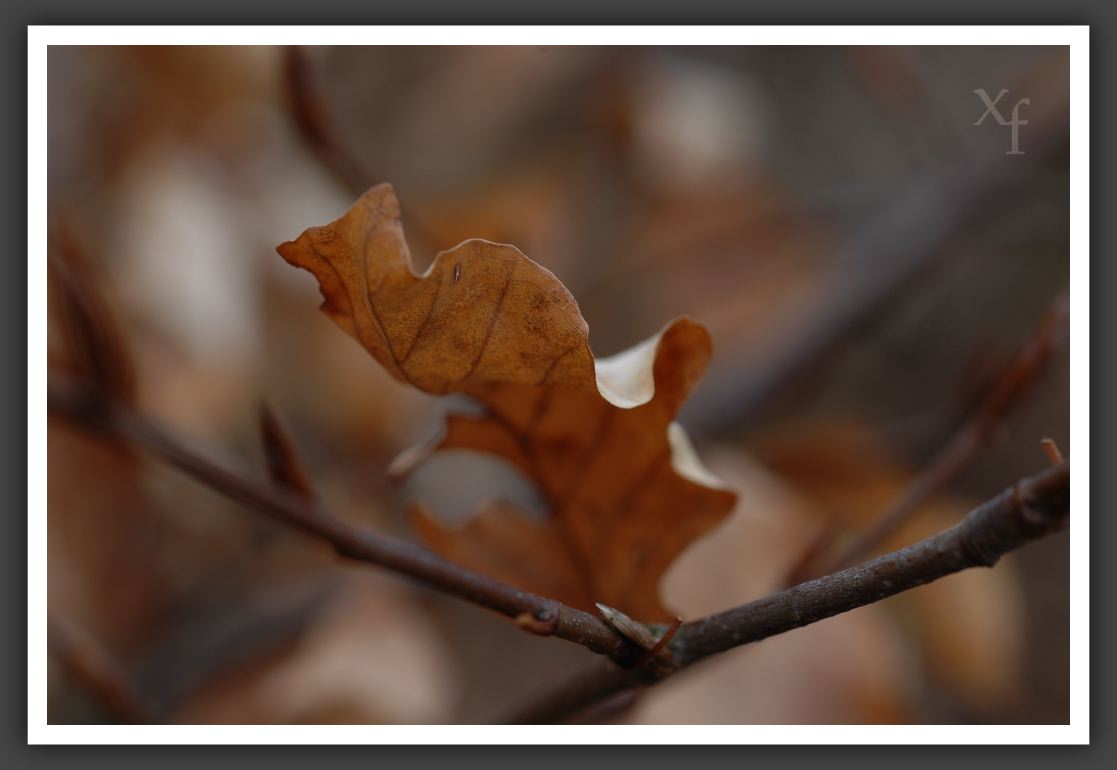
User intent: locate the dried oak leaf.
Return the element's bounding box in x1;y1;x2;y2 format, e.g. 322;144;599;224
277;184;736;621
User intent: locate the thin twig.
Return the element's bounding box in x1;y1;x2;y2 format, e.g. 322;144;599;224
282;45;370;198
48;376;637;665
282;46;441;249
495;660;646;725
47;373;1069;723
1041;438;1065;466
507;460;1069;722
684;77;1068;436
633;616;683;669
49;616;160;724
779;515;843;589
790;292;1068;582
48;224;136;404
258;403;316;500
678;460;1068;661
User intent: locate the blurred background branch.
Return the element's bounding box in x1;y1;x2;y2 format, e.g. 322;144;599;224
786;292;1069;583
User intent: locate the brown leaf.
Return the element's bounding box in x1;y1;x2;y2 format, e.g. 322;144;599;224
277;184;737;621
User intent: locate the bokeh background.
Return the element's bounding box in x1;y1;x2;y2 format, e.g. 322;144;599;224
46;45;1070;725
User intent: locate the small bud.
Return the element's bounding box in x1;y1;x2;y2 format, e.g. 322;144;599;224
595;603;660;650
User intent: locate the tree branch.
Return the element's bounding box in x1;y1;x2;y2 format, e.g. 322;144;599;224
788;291;1068;582
501;460;1069;722
495;660;645;725
49;616;160;724
48;373;1070;724
676;460;1068;662
282;45;370;199
47;376;636;665
683;72;1068;436
282;46;441;250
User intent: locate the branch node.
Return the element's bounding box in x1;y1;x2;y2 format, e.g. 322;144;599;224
515;602;560;636
595;604;682;674
595;603;660;650
1014;464;1070;532
632;616;683;671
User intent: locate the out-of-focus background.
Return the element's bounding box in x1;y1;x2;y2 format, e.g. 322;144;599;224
46;45;1070;725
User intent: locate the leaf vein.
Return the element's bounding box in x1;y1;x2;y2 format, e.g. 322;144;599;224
458;263;516;384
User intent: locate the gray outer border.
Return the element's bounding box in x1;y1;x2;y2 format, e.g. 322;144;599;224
3;0;1111;766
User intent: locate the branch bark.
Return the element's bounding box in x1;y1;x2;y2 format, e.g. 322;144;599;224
282;46;441;250
683;71;1068;436
676;459;1068;662
48;377;637;664
49;616;160;724
48;374;1070;723
505;460;1069;722
788;291;1068;582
